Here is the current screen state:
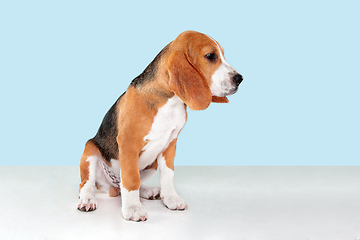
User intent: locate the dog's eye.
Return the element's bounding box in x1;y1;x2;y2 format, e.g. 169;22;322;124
205;53;217;62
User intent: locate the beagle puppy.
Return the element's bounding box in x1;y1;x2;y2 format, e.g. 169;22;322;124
78;30;243;221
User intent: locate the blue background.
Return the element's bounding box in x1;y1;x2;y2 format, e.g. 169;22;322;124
1;0;359;166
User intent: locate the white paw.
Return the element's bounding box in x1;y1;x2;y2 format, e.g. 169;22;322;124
77;197;97;212
140;186;161;200
161;194;187;210
122;204;148;222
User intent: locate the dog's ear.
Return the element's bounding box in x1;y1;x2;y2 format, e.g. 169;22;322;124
167;51;212;110
212;96;229;103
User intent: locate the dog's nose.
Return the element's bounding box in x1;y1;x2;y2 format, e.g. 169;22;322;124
233;74;243;86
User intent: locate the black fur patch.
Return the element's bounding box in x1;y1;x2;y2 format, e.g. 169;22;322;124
131;44;170;87
92;93;125;162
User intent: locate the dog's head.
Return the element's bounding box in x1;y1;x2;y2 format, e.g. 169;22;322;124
167;30;243;110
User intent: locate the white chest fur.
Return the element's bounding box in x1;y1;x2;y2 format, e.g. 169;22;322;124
138;96;186;170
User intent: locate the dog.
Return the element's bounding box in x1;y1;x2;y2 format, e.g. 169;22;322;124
77;30;243;221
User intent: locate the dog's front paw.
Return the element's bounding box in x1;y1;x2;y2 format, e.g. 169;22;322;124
77;197;97;212
161;194;187;210
140;186;161;200
122;204;148;222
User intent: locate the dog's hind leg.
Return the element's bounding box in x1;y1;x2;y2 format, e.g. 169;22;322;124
140;160;160;200
78;140;102;212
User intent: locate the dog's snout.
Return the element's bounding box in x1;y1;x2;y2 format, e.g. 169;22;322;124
233;74;243;86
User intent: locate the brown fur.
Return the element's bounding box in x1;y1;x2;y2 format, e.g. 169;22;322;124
167;51;212;110
116;86;159;191
109;186;120;197
162;139;178;171
212;96;229;103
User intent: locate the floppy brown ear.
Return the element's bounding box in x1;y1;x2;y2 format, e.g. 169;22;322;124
167;51;212;110
212;96;229;103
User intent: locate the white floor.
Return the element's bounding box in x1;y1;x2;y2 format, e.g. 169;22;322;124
1;166;360;240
